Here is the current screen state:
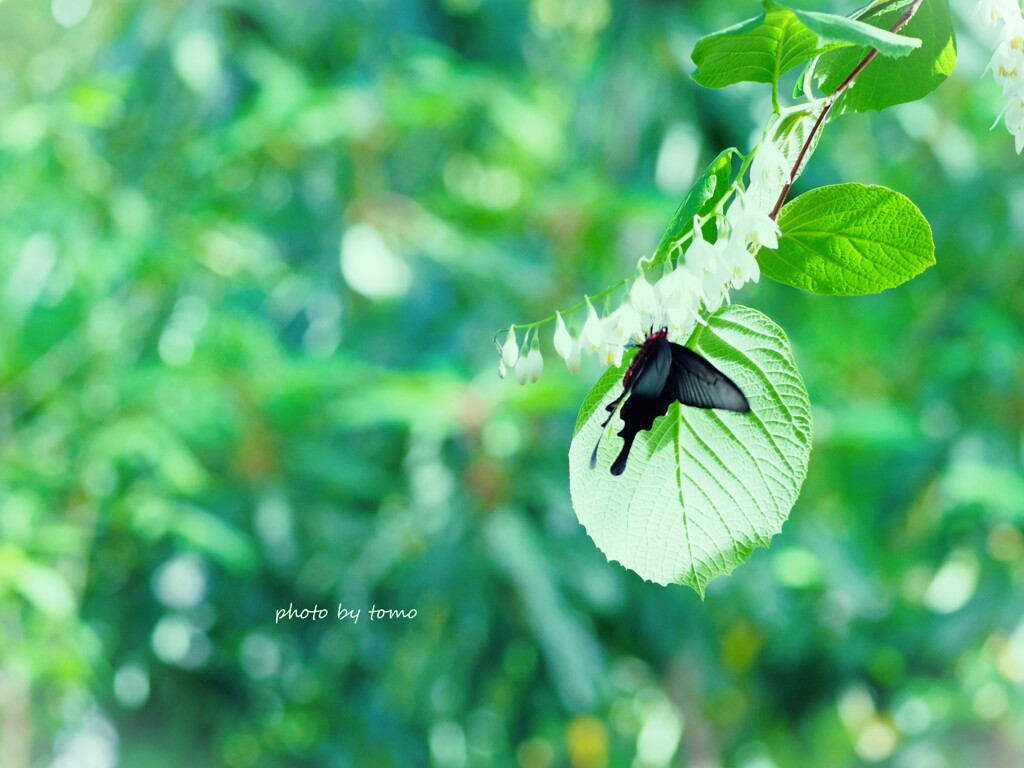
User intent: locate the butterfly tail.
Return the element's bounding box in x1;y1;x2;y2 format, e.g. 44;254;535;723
592;393;630;470
610;432;637;476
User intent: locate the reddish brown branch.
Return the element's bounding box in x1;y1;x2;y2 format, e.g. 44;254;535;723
769;0;927;220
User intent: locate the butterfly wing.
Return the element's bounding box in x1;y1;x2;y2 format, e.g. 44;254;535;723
610;392;674;475
607;337;675;475
629;335;672;398
600;335;751;476
668;343;751;413
602;333;672;418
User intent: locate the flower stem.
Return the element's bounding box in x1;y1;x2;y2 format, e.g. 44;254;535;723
502;198;730;337
768;0;926;220
501;279;629;337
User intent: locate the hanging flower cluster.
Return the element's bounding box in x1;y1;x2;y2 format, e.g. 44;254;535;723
497;165;782;384
979;0;1024;153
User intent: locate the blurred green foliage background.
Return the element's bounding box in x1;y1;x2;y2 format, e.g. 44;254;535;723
1;0;1022;766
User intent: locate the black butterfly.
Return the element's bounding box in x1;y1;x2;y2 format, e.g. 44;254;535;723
590;328;751;476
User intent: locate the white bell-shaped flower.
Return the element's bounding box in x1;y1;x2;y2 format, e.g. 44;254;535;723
748;139;789;211
989;38;1024;97
599;303;640;367
606;302;643;344
701;256;733;314
722;233;761;289
977;0;1023;26
656;266;703;331
629;273;660;319
593;303;636;367
725;189;779;251
1005;96;1024;152
602;342;625;367
683;219;719;276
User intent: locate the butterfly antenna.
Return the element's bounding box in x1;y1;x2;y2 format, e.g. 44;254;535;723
599;401;617;428
589;434;603;470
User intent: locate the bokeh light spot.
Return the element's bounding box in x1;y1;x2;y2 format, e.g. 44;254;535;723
340;224;411;299
113;665;150;709
51;0;91;28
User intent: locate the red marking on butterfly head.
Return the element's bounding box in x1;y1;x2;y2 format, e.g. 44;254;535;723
621;327;669;388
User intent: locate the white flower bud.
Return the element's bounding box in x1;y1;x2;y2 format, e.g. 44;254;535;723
498;358;507;379
553;311;573;361
515;355;529;385
580;299;604;352
566;336;582;374
501;327;520;367
527;347;543;383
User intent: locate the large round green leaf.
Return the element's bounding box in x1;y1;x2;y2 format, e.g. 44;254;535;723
568;305;812;594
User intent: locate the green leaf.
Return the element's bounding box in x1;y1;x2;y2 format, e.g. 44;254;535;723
653;149;735;262
764;183;935;295
568;306;812;594
790;8;919;57
692;2;824;90
14;562;76;618
172;507;259;573
690;0;917;91
808;0;956;113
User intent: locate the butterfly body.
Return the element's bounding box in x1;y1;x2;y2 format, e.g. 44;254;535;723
591;328;751;476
